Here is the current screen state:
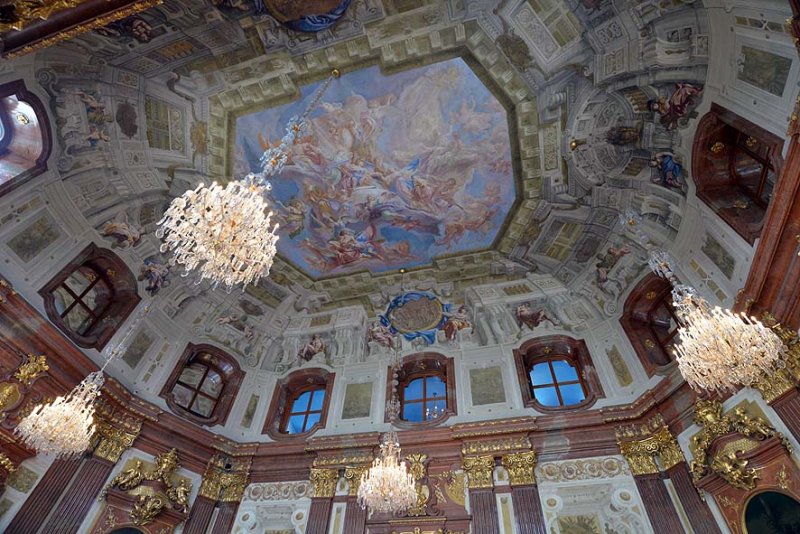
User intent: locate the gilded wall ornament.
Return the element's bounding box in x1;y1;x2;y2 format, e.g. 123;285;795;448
130;493;169;526
501;451;537;486
309;468;338;498
93;419;141;463
404;453;432;517
13;354;48;385
461;436;532;456
690;400;791;490
344;466;367;496
462;456;495;489
199;454;250;503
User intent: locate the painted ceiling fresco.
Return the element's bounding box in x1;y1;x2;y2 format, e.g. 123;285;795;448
234;58;515;278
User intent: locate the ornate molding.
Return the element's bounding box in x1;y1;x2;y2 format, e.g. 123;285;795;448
461;435;532;457
2;0;163;59
751;320;800;402
690;399;792;490
616;416;684;476
501;451;537;486
309;467;338;498
461;456;495;490
0;452;16;473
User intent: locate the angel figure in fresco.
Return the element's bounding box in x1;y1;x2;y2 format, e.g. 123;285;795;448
367;321;395;349
596;244;631;271
275;197;306;239
443;306;474;342
101;212;141;248
298;334;325;363
649;151;684;190
648;83;703;131
515;303;558;331
139;258;170;296
86;125;111;147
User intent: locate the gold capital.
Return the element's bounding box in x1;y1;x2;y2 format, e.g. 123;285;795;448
462;456;495;489
501;451;537;486
310;467;339;498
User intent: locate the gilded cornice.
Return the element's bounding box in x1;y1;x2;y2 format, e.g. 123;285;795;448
461;435;532;457
309;467;339;498
501;451;537;486
461;456;495;490
616;416;684;476
450;417;537;439
313;453;373;468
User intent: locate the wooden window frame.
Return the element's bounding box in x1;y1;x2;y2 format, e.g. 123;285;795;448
39;243;140;350
692;104;784;244
263;368;334;440
399;372;447;423
0;79;52;197
160;343;243;427
620;273;679;377
386;352;456;429
513;336;603;412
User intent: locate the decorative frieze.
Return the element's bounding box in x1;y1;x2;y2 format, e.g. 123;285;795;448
241;481;311;502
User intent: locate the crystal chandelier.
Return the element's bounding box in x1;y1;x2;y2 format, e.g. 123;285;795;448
157;70;339;292
357;430;417;514
357;348;417;514
14;304;151;459
622;211;786;394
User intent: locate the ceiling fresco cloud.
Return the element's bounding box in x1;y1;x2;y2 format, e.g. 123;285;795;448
234;58;515;278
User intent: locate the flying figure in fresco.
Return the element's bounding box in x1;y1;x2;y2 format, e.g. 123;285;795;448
238;61;515;276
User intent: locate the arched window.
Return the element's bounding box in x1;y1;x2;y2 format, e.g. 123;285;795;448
40;243;139;350
263;368;334;439
529;358;586;408
283;386;326;434
513;336;603;411
388;353;456;428
0;80;51;197
621;273;678;376
692;104;784;244
160;344;243;426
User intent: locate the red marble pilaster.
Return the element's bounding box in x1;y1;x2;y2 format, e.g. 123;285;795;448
184;495;217;534
211;502;239;534
666;463;722;534
307;497;333;534
5;458;81;534
771;388;800;441
343;497;366;534
633;473;685;532
39;456;115;533
469;488;501;534
510;485;547;534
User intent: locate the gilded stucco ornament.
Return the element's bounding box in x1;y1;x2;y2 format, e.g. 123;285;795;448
404;453;435;517
0;453;16;473
0;354;48;411
93;419;141;463
309;467;339;498
344;466;368;496
690;400;791;490
461;456;495;489
101;449;192;525
750;319;800;401
501;451;537;486
616;416;684;476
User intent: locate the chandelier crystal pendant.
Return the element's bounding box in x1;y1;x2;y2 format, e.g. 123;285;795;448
14;304;151;459
156;70;340;292
357;347;417;514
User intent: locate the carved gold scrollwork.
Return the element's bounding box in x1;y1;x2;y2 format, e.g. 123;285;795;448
0;453;16;473
101;449;192;525
0;354;48;412
616;417;684;476
93;419;141;464
344;466;367;497
404;453;431;517
461;456;494;489
690;399;792;491
501;451;537;486
309;467;338;498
